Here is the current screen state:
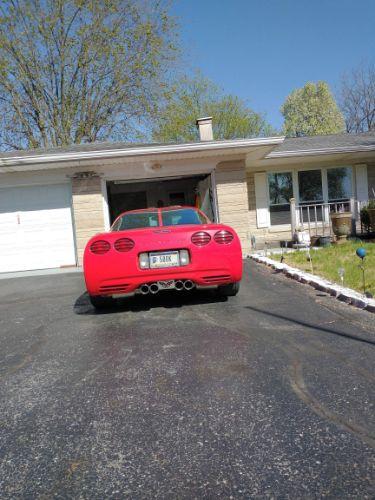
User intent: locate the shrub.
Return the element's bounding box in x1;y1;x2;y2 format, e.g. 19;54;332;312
360;206;371;232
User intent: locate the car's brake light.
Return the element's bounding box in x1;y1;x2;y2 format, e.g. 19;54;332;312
90;240;111;254
214;230;234;244
191;231;211;246
114;238;135;252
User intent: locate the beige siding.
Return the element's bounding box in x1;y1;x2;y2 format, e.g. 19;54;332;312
71;175;105;262
215;160;250;253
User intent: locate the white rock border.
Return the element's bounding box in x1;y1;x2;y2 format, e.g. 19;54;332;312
251;254;375;314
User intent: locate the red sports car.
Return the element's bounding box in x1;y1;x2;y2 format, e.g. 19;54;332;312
83;206;243;309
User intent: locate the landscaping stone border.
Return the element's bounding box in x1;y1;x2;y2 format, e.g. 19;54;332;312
250;254;375;314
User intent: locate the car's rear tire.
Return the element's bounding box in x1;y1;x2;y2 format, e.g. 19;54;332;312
218;282;240;297
89;295;115;310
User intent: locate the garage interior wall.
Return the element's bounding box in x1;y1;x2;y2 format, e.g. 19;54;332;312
107;176;205;222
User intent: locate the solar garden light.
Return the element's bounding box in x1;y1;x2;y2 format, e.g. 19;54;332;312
338;267;345;287
280;240;288;263
251;235;256;251
306;245;314;274
356;247;367;296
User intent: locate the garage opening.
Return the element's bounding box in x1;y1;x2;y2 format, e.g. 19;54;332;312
106;174;218;225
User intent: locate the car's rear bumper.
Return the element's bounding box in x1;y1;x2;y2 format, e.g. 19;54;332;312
88;266;241;296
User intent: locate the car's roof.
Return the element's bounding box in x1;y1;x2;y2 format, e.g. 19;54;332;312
120;205;196;214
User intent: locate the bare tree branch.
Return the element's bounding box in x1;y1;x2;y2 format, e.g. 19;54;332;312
339;64;375;133
0;0;178;149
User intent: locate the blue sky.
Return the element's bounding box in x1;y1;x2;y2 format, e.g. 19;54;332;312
171;0;375;130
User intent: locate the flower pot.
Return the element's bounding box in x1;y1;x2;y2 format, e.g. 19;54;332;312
319;235;332;247
330;212;352;241
368;208;375;231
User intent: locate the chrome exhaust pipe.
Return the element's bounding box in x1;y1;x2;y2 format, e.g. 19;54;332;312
140;284;150;295
149;283;159;294
175;280;184;291
184;280;195;290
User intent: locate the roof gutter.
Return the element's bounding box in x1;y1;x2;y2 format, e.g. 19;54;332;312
0;136;284;168
267;144;375;159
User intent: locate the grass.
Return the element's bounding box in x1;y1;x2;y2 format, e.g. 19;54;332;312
270;241;375;296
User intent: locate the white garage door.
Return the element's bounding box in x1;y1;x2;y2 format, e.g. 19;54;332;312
0;184;76;273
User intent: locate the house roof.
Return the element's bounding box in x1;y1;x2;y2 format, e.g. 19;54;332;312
267;131;375;158
0;140;168;159
1;130;374;171
0;136;284;172
0;137;281;160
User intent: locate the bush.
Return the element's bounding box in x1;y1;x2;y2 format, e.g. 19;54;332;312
361;200;375;232
360;206;371;232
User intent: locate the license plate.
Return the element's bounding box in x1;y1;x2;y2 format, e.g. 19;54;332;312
157;280;175;289
149;251;180;269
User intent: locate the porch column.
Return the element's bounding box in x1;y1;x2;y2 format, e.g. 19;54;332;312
290;198;296;238
71;172;105;264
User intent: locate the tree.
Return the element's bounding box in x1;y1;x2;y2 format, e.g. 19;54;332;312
152;73;275;142
0;0;177;150
339;64;375;133
281;81;345;137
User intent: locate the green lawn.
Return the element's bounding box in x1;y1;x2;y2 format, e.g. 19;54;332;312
271;241;375;296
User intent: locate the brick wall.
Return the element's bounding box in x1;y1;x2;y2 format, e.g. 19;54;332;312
215;160;250;253
71;175;105;263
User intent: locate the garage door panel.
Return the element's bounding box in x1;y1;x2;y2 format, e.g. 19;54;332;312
0;184;76;273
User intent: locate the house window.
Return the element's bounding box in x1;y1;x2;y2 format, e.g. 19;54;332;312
298;170;323;203
327;167;352;201
268;172;293;225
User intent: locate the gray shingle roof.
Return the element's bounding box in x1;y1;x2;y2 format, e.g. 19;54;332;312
0;136;280;160
0;140;168;159
268;131;375;156
0;131;374;160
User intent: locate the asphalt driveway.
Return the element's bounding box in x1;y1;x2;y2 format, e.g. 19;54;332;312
0;261;374;498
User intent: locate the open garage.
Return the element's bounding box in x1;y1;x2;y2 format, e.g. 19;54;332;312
106;173;217;223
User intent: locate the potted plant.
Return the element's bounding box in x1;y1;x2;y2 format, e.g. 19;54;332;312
330;205;352;242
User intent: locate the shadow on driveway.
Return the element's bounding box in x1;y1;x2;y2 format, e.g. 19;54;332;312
74;289;227;315
245;305;375;346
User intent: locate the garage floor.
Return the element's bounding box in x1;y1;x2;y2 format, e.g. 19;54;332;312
0;262;374;498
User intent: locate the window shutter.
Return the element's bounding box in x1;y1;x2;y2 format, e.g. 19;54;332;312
355;164;368;202
254;172;270;228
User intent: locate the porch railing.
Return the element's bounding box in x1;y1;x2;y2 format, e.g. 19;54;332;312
290;198;365;238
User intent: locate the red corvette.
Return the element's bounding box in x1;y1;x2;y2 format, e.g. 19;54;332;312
83;206;243;309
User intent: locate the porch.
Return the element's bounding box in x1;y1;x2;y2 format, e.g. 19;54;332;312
248;159;375;250
290;198;370;240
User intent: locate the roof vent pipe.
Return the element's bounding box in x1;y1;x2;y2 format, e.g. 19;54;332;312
196;117;213;141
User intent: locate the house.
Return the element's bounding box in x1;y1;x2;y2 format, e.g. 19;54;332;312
0;117;374;273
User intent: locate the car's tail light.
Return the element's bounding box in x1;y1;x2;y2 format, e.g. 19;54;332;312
191;231;211;246
90;240;110;254
214;230;234;244
114;238;135;252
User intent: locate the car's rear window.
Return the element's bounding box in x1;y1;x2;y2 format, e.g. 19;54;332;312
112;212;159;231
161;208;207;226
